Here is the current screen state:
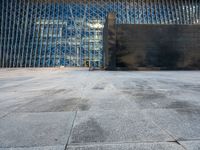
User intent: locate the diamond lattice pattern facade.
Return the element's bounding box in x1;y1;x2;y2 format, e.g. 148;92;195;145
0;0;199;68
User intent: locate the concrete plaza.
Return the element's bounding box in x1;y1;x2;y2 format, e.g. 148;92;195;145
0;69;200;150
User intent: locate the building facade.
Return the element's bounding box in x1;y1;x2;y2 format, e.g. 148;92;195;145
0;0;199;68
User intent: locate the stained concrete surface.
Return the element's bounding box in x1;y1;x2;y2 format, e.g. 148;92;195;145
0;69;200;149
67;142;184;150
69;110;172;144
0;112;75;148
179;141;200;150
0;146;65;150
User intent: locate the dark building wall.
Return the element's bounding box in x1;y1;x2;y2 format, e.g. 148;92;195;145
103;13;117;70
104;17;200;70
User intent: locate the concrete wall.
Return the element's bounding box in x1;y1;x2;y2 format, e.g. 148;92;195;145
104;15;200;70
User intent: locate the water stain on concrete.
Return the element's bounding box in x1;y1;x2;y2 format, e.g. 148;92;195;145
29;88;90;112
0;77;33;82
42;89;70;96
166;101;196;109
15;97;90;112
135;91;166;100
181;84;200;92
122;88;164;98
78;103;90;111
71;118;108;143
123;90;175;109
46;98;90;112
46;98;82;112
0;77;33;87
159;80;200;92
175;109;200;116
93;83;106;90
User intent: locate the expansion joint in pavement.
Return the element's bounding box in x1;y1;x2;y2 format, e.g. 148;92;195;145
150;120;187;150
150;119;177;140
175;141;187;150
64;110;78;150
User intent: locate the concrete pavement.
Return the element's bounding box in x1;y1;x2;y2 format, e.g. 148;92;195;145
0;69;200;150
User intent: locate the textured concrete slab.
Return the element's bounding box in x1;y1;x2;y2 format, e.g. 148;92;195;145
0;69;200;149
179;141;200;150
144;109;200;140
0;98;30;113
0;112;8;119
14;90;85;112
0;91;51;113
67;142;184;150
119;78;200;109
82;90;138;111
123;90;200;109
0;145;65;150
0;77;33;88
69;110;173;144
0;112;75;148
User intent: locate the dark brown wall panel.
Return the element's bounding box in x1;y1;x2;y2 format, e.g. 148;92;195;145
104;23;200;70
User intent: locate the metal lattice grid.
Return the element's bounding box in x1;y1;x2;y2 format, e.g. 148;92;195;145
0;0;199;68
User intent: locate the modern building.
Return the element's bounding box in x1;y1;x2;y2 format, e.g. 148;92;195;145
0;0;199;68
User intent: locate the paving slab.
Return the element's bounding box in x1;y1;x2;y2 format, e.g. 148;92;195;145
0;91;46;113
0;112;75;148
67;142;184;150
0;77;33;88
69;110;173;144
123;89;200;109
0;98;30;113
120;78;200;110
0;112;9;119
14;90;83;112
144;109;200;140
82;90;138;111
179;141;200;150
0;145;65;150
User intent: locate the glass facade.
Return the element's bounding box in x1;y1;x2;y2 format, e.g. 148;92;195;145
0;0;199;68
